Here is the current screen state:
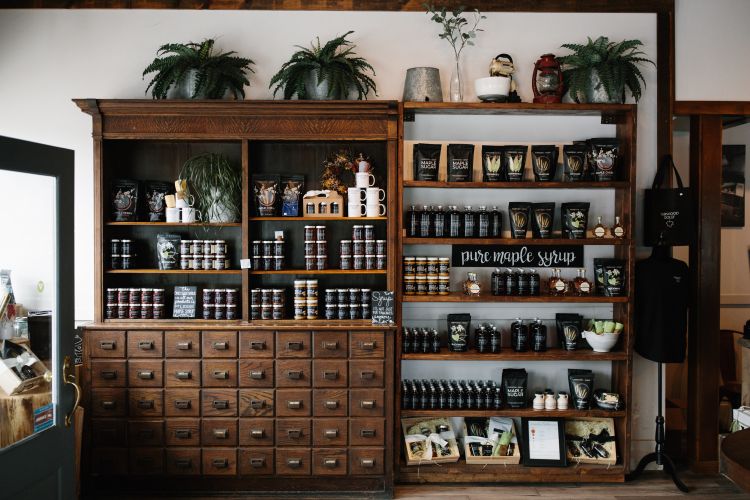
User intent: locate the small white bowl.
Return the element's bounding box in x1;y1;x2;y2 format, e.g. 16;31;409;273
474;76;510;102
582;330;621;353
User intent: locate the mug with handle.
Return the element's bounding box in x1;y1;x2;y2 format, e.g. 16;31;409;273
348;203;366;218
175;192;195;209
166;207;181;223
181;207;202;223
365;187;386;205
355;172;376;188
366;203;386;218
347;187;367;203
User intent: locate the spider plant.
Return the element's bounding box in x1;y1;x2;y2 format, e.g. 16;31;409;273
180;153;241;224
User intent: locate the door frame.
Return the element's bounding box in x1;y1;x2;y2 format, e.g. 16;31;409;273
0;136;76;498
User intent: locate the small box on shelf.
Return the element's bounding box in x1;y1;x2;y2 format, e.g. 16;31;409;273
463;417;521;465
401;416;460;466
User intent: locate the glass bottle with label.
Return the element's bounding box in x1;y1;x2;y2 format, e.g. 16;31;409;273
573;268;593;296
407;205;420;238
490;206;502;238
611;216;625;239
511;318;529;352
489;324;502;353
505;268;518;296
517;269;529;296
548;268;567;296
448;205;462;238
477;205;490;238
419;204;431;237
593;216;607;239
463;272;481;296
528;269;540;296
463;206;476;238
531;318;547;352
433;205;446;237
475;324;489;353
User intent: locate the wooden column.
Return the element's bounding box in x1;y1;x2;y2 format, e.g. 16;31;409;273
687;114;722;472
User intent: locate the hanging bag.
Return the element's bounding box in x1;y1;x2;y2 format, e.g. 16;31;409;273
643;155;694;246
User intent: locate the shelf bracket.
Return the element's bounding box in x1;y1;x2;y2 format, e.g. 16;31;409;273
403;110;416;122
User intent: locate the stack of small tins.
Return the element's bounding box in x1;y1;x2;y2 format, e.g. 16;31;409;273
250;288;286;320
322;288;372;320
109;238;133;270
251;238;284;271
105;287;165;320
303;225;327;271
292;280;319;320
340;224;387;271
402;256;450;296
201;288;239;320
180;239;230;271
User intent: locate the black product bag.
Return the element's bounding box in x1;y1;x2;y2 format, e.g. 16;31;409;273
643;155;693;246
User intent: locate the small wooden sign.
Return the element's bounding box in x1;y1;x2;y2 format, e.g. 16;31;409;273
452;244;583;268
371;291;395;325
173;286;197;319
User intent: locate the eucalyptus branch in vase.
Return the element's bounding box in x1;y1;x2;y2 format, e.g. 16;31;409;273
425;4;485;102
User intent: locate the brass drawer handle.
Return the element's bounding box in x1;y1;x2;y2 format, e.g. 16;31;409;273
250;399;265;410
138;429;154;439
137;370;154;380
324;458;338;468
174;458;192;468
286;370;302;380
212;341;228;350
174;399;191;410
212;370;229;380
175;371;192;380
322;340;339;350
360;429;376;438
100;370;117;380
360;400;376;409
286;458;302;468
174;429;192;439
322;370;338;380
99;341;116;350
212;400;229;410
212;458;229;469
287;429;302;439
136;400;154;409
324;400;339;410
250;458;265;468
360;370;375;380
138;341;154;350
360;341;376;350
250;429;264;439
324;429;339;439
287;400;302;410
101;400;116;410
212;428;228;439
176;341;192;350
250;370;265;380
249;340;266;350
360;458;375;468
286;340;304;351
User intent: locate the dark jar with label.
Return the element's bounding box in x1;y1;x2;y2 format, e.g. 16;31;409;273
463;206;476;238
531;318;548;352
529;269;541;296
406;205;420;237
505;269;518;296
489;325;502;353
430;329;441;353
433;206;446;237
419;205;431;237
517;269;530;296
477;206;490;238
511;318;529;352
475;325;489;353
448;205;462;238
490;206;502;238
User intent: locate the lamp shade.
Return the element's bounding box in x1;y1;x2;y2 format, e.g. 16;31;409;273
403;67;443;102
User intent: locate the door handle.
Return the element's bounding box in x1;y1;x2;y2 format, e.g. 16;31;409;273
63;356;81;427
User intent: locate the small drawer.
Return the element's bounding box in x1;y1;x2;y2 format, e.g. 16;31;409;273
312;418;347;447
128;389;163;418
239;418;274;447
202;331;238;358
239;331;274;358
127;360;163;388
127;331;163;358
239;389;274;417
165;418;200;447
129;448;165;475
349;447;384;475
239;448;274;476
202;389;238;417
239;359;274;388
276;359;311;388
349;360;384;388
275;418;311;447
275;447;311;476
91;389;126;417
128;419;164;447
350;389;384;417
276;331;311;358
164;389;200;417
165;360;200;388
202;448;237;476
201;418;238;446
349;418;385;446
312;360;348;388
92;419;126;447
276;389;311;417
312;332;348;359
202;360;238;388
166;448;200;475
92;447;127;475
313;389;348;417
88;330;126;358
165;331;201;358
91;360;127;388
350;332;385;359
312;448;347;476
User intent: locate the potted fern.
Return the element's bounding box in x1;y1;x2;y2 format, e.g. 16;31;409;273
557;36;654;104
143;39;254;99
180;153;241;224
269;31;376;100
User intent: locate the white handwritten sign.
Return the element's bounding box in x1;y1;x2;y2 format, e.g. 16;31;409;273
451;245;583;268
371;291;395;325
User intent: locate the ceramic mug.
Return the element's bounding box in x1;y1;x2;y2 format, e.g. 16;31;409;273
347;187;367;202
355;172;376;188
366;203;386;217
347;203;366;218
181;207;202;223
166;207;181;223
175;192;195;209
365;187;385;205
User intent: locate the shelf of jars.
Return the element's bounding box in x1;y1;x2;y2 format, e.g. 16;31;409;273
400;349;628;361
403;237;629;246
403;180;629;189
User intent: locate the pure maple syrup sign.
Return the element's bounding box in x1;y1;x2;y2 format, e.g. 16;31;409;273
451;244;583;268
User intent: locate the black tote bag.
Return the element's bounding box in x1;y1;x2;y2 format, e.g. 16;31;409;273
643;155;694;246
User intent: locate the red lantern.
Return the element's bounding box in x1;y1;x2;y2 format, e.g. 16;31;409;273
532;54;563;104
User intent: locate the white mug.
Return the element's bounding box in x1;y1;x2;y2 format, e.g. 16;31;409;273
347;187;367;203
365;187;385;204
166;207;181;223
181;207;202;223
355;172;376;188
175;192;194;209
347;203;366;218
366;203;386;217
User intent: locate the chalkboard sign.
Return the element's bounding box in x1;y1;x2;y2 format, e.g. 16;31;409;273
371;291;395;325
452;244;583;268
173;286;197;318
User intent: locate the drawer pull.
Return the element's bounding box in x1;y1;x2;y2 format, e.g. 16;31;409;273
286;458;302;468
212;428;229;439
250;399;265;410
249;340;266;350
101;400;116;410
360;370;375;380
360;429;376;438
174;399;191;410
324;400;339;410
100;370;117;380
360;458;376;468
136;457;154;466
136;400;154;409
286;370;302;380
324;429;339;439
212;458;229;469
287;429;302;439
99;341;116;350
174;458;192;468
174;429;192;439
176;341;192;350
324;458;338;468
250;429;265;439
212;400;229;410
138;340;154;350
322;340;339;350
286;340;304;351
175;371;192;380
250;458;266;468
360;400;376;409
138;429;154;439
212;341;228;350
360;341;376;350
212;370;229;380
250;370;265;380
322;370;338;380
137;370;154;380
287;400;302;410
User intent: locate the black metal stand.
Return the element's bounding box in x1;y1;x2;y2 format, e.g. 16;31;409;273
626;362;689;492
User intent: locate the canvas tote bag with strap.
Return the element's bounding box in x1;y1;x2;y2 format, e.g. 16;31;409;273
643;154;694;246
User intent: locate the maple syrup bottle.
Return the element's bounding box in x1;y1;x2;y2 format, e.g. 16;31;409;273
611;216;626;239
477;206;490;238
475;325;489;353
511;318;529;352
433;205;446;237
448;205;462;238
573;268;593;296
505;268;518;296
419;204;431;237
490;206;503;238
593;216;607;239
531;318;548;352
406;205;420;237
528;269;541;296
517;269;530;296
548;268;566;296
489;324;502;353
463;206;476;238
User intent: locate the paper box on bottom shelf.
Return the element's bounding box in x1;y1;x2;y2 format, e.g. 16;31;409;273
463;417;521;465
0;340;50;396
564;417;617;466
402;417;460;465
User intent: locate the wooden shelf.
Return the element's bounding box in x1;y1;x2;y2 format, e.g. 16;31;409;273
403;101;634;116
249;216;387;221
106;221;241;227
247;319;394;329
403;293;628;303
105;269;241;275
248;269;387;275
400;408;626;418
403;237;630;246
401;349;627;361
103;319;243;325
403;180;628;189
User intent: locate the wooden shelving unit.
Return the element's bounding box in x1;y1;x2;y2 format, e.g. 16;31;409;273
105;269;241;274
403;293;629;303
248;269;387;275
403;237;630;246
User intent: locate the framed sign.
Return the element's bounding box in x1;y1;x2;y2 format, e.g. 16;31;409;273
173;286;197;318
452;244;583;268
521;417;567;467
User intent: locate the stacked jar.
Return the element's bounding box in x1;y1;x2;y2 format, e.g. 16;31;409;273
202;288;239;320
250;288;286;320
292;280;319;320
342;224;386;271
106;287;165;320
303;226;327;271
403;256;450;296
251;238;284;271
110;239;134;270
180;239;230;271
323;288;371;320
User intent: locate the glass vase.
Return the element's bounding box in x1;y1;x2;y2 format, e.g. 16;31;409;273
449;56;464;102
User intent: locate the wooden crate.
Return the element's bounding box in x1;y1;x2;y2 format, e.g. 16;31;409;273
401;417;460;465
463;418;521;465
565;417;617;466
